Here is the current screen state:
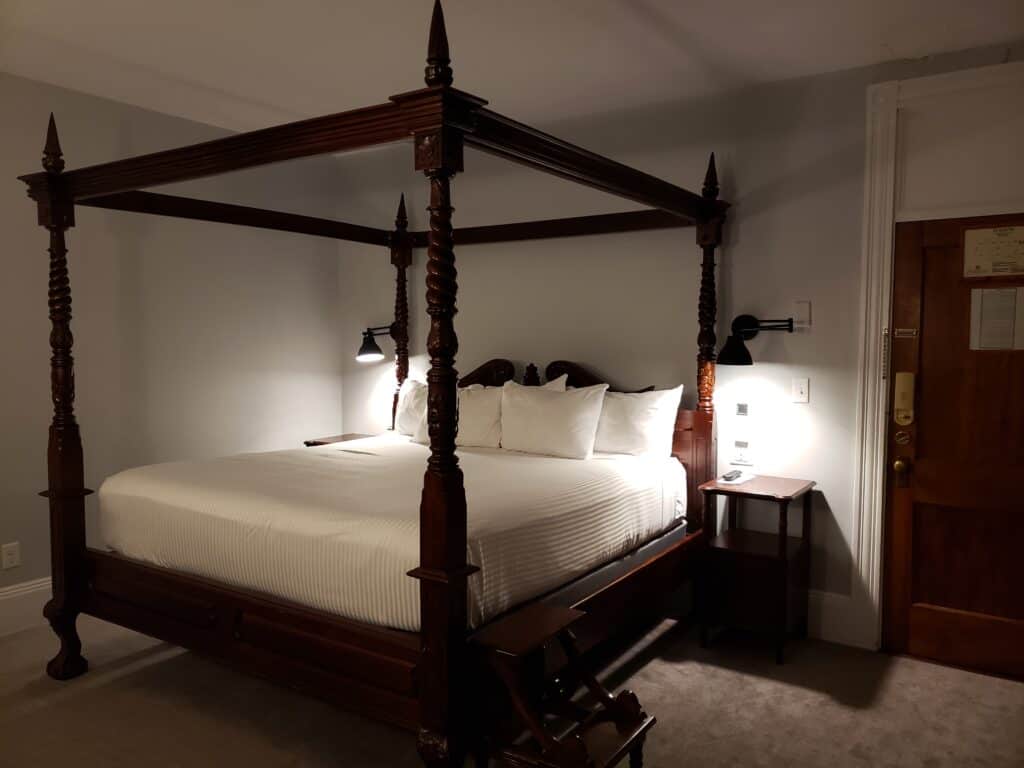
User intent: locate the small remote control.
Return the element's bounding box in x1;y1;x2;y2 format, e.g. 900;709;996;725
721;470;742;481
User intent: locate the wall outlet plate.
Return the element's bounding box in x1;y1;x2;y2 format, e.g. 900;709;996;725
736;402;749;416
792;377;810;403
731;439;753;466
1;541;21;570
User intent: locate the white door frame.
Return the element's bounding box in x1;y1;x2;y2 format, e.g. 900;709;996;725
852;62;1024;650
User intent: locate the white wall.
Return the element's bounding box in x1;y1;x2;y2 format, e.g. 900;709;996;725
334;42;1023;646
0;72;346;596
895;64;1024;221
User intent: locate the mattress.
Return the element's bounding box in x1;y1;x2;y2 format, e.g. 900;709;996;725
98;434;687;631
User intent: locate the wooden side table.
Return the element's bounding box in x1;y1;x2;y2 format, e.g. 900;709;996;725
698;475;816;664
303;433;374;447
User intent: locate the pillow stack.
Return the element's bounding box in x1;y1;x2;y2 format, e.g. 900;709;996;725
407;374;569;447
401;373;682;460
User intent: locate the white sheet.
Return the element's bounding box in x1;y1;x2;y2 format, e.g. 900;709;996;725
98;435;686;631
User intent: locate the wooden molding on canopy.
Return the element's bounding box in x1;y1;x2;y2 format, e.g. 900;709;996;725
80;191;392;246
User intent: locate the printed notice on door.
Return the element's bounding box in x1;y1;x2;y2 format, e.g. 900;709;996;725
969;287;1024;350
964;227;1024;277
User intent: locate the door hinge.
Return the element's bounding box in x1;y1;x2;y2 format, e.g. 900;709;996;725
881;327;890;381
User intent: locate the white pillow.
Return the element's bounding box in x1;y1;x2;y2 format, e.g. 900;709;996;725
395;379;427;436
500;382;609;459
410;375;567;447
412;409;429;445
503;373;567;393
594;385;683;456
541;373;568;391
456;386;502;448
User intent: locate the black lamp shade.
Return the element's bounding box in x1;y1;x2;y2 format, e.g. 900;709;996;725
717;334;753;366
356;331;386;363
716;313;793;365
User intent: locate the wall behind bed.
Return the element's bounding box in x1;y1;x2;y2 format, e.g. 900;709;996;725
334;40;1023;649
0;72;345;611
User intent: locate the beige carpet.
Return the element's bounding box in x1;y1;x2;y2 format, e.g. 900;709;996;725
1;615;1022;767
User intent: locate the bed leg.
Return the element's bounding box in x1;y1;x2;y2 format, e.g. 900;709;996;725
43;599;88;680
417;728;467;768
630;742;645;768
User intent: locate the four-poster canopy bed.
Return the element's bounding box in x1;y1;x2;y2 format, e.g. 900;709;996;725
18;2;728;766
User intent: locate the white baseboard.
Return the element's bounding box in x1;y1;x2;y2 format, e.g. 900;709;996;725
0;577;51;638
808;589;878;650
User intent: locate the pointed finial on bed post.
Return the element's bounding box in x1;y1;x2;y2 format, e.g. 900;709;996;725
702;152;718;201
396;193;408;230
42;113;65;175
425;0;454;87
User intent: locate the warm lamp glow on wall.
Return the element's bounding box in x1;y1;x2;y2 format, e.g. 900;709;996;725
717;314;795;365
356;325;393;363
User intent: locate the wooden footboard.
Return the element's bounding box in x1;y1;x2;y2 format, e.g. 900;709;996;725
77;517;708;734
81;549;422;729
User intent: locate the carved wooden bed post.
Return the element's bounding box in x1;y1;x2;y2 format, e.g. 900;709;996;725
390;194;412;429
404;3;479;765
32;115;91;680
696;153;724;415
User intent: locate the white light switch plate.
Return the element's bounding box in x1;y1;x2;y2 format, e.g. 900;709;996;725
791;378;809;403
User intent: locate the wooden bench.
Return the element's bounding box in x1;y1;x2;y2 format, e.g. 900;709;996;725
473;604;656;768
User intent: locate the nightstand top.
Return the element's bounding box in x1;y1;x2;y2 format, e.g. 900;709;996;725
699;475;815;501
303;433;374;447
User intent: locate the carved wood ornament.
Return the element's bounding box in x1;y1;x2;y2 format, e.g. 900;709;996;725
390;194;412;429
408;4;476;765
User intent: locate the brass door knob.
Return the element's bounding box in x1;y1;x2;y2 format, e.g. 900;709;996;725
892;457;910;474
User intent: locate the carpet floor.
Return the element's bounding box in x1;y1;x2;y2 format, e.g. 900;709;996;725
1;615;1021;767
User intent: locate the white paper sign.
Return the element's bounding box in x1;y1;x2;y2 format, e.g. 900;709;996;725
969;287;1024;350
964;226;1024;277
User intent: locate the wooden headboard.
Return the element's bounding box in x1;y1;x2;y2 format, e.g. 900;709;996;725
457;358;715;529
458;358;515;388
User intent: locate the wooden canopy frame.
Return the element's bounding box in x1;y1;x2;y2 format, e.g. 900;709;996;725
19;3;727;766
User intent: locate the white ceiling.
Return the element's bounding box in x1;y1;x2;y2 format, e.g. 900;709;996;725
1;0;1022;133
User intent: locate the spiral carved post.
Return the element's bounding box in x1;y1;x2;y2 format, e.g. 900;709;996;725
696;153;724;416
406;3;477;766
390;194;412;429
35;115;90;680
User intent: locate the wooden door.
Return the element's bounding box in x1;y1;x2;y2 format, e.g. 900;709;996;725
882;213;1024;678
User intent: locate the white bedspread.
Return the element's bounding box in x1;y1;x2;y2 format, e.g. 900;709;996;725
98;434;686;631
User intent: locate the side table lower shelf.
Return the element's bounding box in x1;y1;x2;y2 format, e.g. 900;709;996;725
697;475;816;664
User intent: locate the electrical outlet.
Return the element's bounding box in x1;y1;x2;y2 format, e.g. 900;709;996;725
1;541;21;570
736;402;749;417
731;440;752;466
792;378;810;403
